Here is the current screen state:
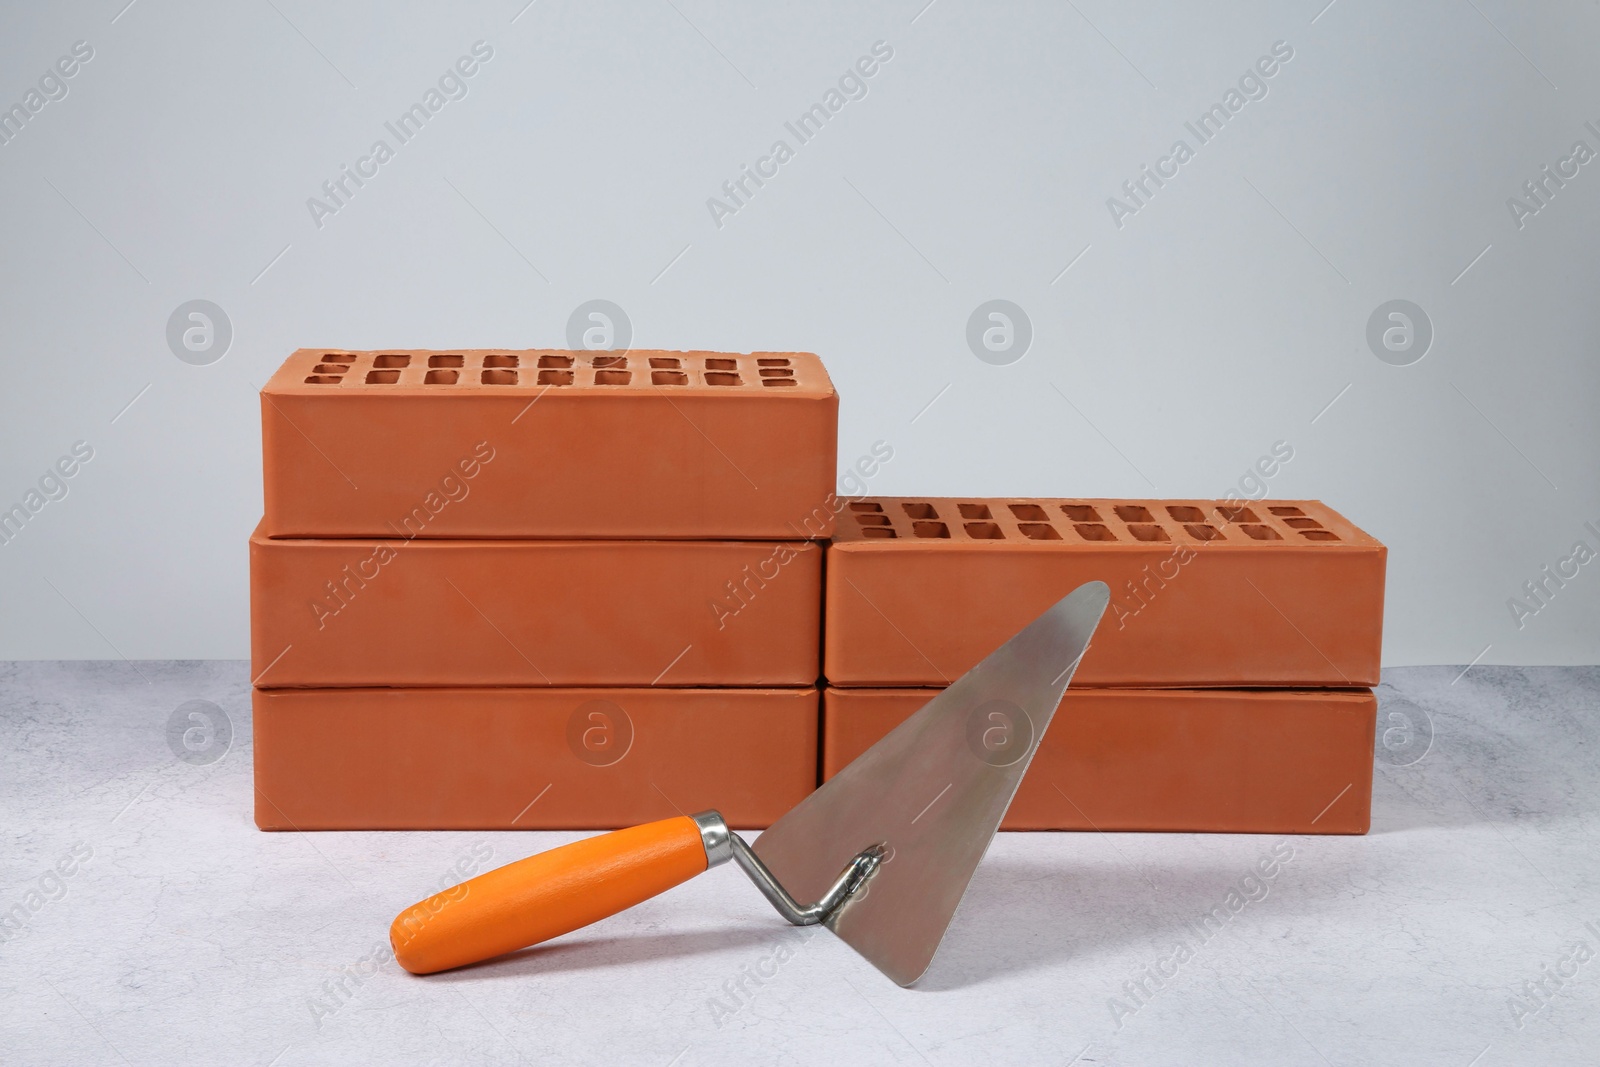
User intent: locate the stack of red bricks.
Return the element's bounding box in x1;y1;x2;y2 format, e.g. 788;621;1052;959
252;350;1386;835
823;499;1384;833
251;349;838;830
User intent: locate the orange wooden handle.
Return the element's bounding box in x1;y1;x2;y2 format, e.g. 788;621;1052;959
390;815;708;974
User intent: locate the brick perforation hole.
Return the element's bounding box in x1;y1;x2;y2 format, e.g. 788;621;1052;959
1240;524;1281;541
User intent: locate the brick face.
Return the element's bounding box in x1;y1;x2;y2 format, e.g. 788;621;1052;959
260;349;838;539
826;498;1385;688
823;687;1375;834
249;524;821;687
254;686;818;831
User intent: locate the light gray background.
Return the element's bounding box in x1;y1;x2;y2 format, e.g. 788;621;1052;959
0;0;1595;665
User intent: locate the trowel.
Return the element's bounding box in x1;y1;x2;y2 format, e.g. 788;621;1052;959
390;580;1109;986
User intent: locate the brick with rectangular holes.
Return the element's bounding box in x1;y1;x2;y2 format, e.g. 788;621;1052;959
260;349;838;539
822;686;1375;833
826;499;1384;687
254;686;817;830
250;522;820;686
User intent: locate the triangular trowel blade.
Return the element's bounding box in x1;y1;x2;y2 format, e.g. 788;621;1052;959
753;580;1110;985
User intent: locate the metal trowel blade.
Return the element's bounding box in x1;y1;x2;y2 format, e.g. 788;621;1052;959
752;580;1110;986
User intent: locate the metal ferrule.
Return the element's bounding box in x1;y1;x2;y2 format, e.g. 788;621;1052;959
691;810;734;867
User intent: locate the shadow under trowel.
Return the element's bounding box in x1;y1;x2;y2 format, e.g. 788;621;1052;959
915;853;1350;991
914;860;1155;991
422;925;779;982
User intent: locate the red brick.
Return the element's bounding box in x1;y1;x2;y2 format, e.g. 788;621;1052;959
824;687;1375;833
254;686;818;830
826;498;1384;687
260;349;838;539
250;523;819;687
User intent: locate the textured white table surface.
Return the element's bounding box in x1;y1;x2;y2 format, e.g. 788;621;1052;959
2;662;1597;1066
